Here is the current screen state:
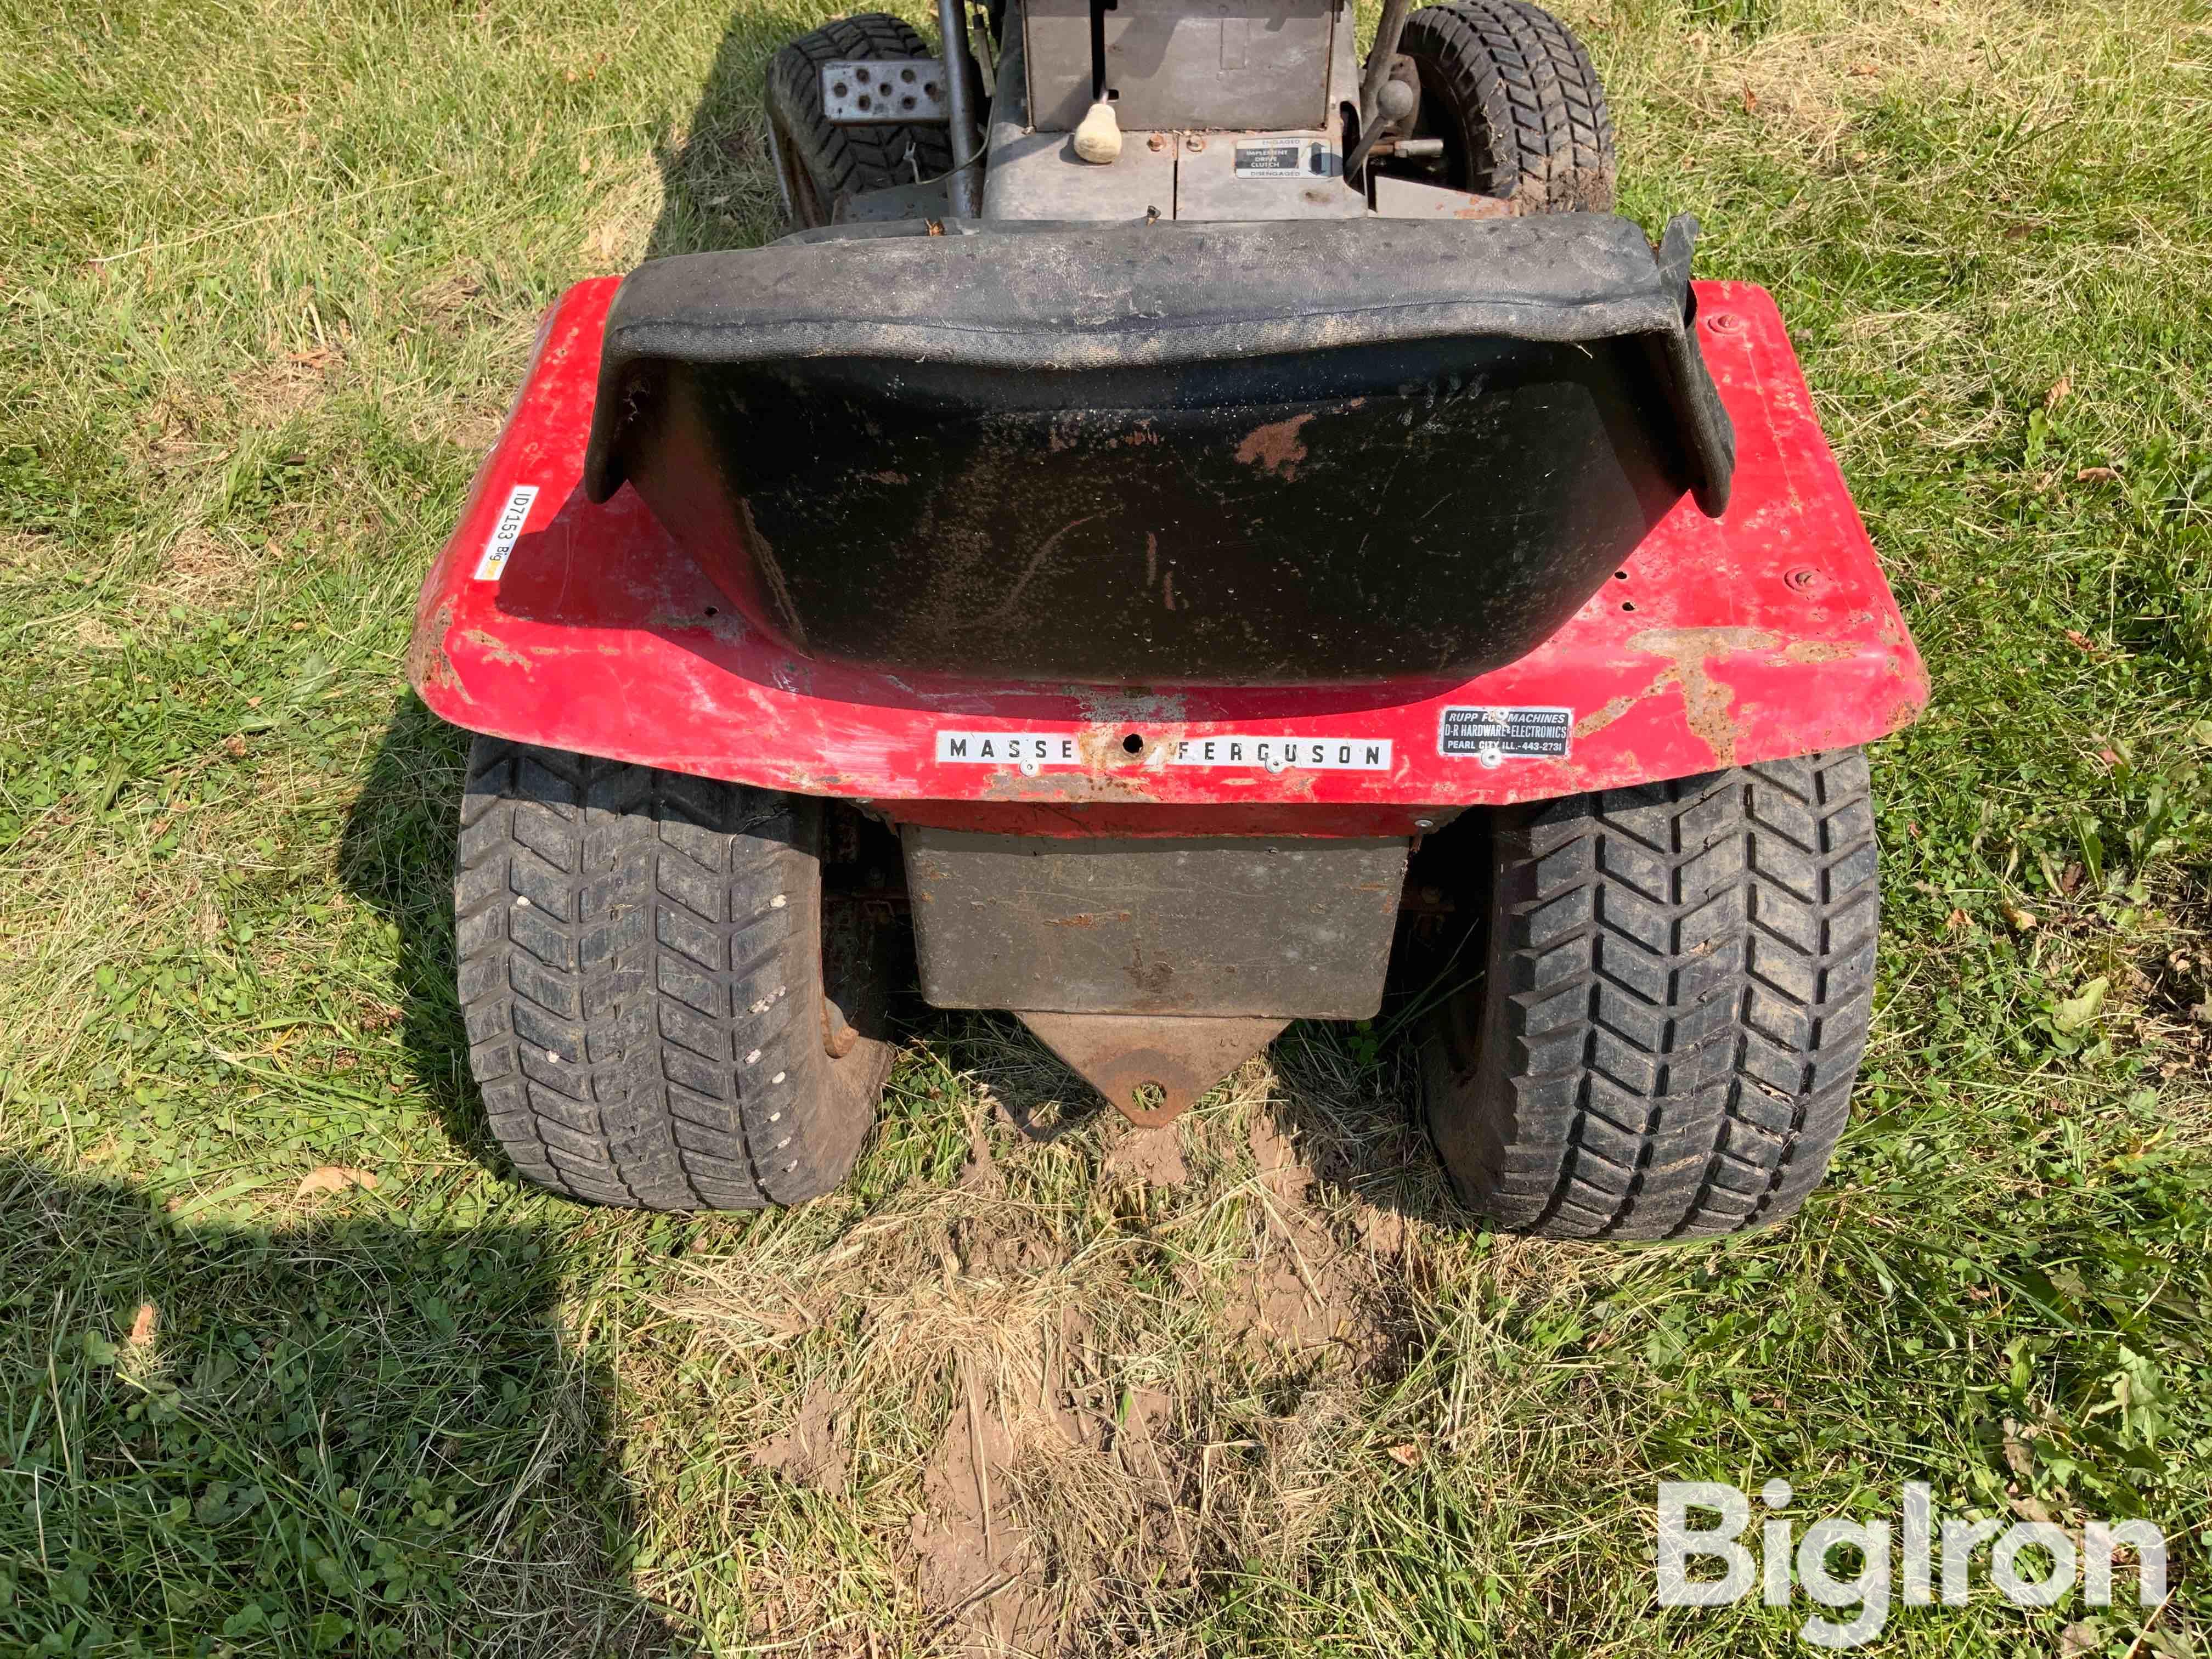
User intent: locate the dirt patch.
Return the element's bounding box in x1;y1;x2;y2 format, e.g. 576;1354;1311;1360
230;346;339;426
1228;1211;1391;1365
1232;1114;1396;1363
747;1381;851;1497
1102;1121;1186;1188
153;525;266;608
1357;1206;1410;1260
957;1109;1002;1193
664;1076;1415;1650
1249;1113;1304;1195
410;266;493;338
907;1363;1059;1650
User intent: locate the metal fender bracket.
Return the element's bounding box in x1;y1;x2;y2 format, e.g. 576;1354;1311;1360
821;59;950;123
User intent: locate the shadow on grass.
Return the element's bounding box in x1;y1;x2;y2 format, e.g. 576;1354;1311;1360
336;696;504;1188
0;1155;688;1655
644;1;868;260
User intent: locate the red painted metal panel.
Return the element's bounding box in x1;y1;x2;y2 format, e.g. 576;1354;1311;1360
410;277;1926;820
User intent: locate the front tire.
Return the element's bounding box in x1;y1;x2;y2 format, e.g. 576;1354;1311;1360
1420;752;1879;1239
763;14;956;229
455;739;891;1210
1391;0;1617;212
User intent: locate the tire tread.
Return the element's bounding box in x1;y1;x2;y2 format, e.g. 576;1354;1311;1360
456;737;873;1211
1424;751;1878;1239
1397;0;1617;211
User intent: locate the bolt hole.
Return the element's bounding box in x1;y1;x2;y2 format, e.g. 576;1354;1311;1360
924;80;938;94
832;81;849;97
1130;1080;1166;1114
855;66;871;82
1613;569;1628;580
856;94;871;109
1121;732;1143;754
900;65;916;82
1621;600;1637;611
901;95;915;109
704;606;718;617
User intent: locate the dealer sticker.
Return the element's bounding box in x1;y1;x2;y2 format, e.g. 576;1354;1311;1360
1438;706;1573;768
472;484;539;581
934;731;1391;774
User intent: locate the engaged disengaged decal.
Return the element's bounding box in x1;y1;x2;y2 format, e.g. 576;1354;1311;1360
472;484;539;581
934;731;1392;774
1437;707;1573;768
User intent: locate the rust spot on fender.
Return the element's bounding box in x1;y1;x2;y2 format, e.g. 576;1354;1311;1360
1573;692;1641;740
1626;627;1779;768
980;768;1163;805
407;600;464;697
1781;639;1858;664
461;629;534;671
1234;413;1314;479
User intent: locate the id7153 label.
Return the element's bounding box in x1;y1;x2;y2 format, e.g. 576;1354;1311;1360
1438;706;1573;768
472;484;539;581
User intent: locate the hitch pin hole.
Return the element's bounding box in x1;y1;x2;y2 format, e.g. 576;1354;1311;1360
1121;732;1144;755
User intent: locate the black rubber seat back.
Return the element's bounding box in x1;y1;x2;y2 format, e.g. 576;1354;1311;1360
584;215;1733;687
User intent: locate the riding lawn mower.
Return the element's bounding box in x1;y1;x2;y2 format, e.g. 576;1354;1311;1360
407;0;1927;1238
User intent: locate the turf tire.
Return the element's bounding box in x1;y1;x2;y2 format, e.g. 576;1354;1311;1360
764;14;956;229
1420;751;1878;1239
456;738;891;1211
1393;0;1616;211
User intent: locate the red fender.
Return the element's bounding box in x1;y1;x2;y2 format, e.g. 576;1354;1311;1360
410;278;1925;834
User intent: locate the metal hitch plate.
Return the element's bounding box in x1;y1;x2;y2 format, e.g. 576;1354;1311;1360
1020;1012;1289;1126
821;59;949;123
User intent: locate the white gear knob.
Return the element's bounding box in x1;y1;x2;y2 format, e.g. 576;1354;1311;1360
1073;99;1122;164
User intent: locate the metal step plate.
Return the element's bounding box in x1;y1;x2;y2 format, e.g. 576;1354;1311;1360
821;59;950;124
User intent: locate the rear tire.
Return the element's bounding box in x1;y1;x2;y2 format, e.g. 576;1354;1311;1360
455;738;892;1211
1420;752;1878;1239
764;14;956;229
1392;0;1617;212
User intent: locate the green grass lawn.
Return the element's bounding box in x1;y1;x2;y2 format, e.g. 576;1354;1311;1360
4;0;2211;1651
